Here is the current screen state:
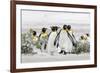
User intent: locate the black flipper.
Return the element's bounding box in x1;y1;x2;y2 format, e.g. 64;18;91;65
54;29;62;46
67;31;77;47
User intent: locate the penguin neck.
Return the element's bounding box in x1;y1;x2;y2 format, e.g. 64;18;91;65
32;35;36;38
52;31;56;32
67;29;71;31
62;29;67;31
42;32;46;34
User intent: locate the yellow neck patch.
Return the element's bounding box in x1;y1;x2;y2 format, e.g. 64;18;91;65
32;36;38;42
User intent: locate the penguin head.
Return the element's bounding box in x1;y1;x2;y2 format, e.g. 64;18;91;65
67;25;71;30
42;28;47;33
55;26;59;31
51;26;58;32
86;33;89;37
33;31;36;36
63;25;67;30
80;35;84;40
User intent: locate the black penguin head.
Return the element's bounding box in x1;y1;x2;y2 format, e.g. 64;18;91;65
42;28;47;33
63;25;67;30
33;31;36;36
86;33;89;37
55;26;59;31
51;26;58;32
80;35;84;40
67;25;71;30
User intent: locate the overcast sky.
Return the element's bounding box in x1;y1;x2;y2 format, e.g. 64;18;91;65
21;10;90;33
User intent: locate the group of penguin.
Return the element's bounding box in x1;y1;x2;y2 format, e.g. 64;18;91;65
31;25;81;55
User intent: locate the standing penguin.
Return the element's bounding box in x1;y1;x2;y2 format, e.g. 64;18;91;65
78;35;87;53
67;25;77;53
86;33;90;41
39;28;48;53
83;33;90;52
47;26;58;55
31;31;39;54
58;25;73;55
84;33;90;42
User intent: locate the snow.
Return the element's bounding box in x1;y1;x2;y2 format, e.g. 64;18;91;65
21;53;90;63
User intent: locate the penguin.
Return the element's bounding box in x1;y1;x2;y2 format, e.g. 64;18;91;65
78;35;87;53
74;35;85;54
31;31;38;54
85;33;90;52
39;28;48;53
84;33;90;42
32;31;38;43
46;26;58;55
83;33;90;52
67;25;77;53
79;35;86;44
77;34;90;53
67;25;77;45
58;25;73;55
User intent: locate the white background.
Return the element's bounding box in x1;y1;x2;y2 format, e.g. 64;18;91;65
0;0;100;73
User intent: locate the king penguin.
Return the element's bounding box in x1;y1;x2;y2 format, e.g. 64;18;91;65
46;26;58;55
39;28;48;53
58;25;73;55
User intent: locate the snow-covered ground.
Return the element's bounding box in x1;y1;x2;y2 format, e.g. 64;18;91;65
21;52;90;63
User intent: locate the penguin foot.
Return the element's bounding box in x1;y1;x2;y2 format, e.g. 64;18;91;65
59;50;63;54
63;51;67;55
